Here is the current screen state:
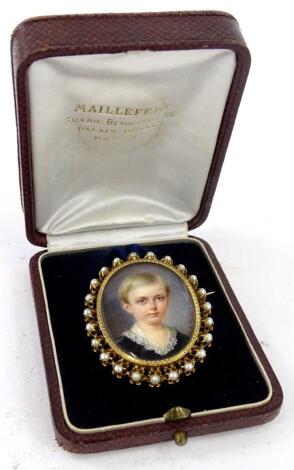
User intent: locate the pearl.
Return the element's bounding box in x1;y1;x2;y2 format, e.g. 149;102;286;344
196;349;206;359
188;275;198;288
197;288;206;301
203;333;213;344
99;267;110;281
205;317;214;327
127;252;139;261
176;264;187;275
161;255;173;265
131;371;141;382
113;364;123;374
91;338;102;349
83;308;93;321
112;257;123;267
86;323;96;334
184;362;194;372
150;374;161;385
90;278;100;293
144;251;157;260
202;302;212;314
85;294;95;308
168;370;179;381
100;352;109;362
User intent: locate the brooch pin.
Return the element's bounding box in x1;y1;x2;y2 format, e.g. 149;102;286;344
83;252;214;387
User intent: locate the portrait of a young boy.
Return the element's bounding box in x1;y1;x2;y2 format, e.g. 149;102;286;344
116;272;190;360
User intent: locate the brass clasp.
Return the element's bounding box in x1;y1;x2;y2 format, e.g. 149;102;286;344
173;431;188;446
163;406;191;446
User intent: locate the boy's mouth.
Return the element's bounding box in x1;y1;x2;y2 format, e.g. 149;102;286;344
148;311;159;317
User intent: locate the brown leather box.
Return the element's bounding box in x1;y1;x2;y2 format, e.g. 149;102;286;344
11;11;283;453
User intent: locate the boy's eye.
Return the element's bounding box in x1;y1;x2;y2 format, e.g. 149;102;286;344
137;298;147;304
156;295;165;301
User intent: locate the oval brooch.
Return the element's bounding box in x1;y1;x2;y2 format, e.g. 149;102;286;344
83;252;214;387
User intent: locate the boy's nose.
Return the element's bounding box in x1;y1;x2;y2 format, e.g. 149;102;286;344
149;299;157;309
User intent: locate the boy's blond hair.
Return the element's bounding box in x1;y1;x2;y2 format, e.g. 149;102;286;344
119;272;170;304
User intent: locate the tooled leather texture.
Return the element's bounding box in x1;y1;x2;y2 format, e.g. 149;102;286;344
29;238;283;453
12;11;242;66
11;11;250;247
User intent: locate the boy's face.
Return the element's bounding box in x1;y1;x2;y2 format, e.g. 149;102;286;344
121;282;169;326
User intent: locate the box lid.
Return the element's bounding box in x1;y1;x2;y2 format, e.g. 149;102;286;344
11;11;250;248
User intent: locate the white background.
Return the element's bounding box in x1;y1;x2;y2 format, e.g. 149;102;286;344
1;1;293;469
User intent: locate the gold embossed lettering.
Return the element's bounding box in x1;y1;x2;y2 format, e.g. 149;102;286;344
74;104;86;112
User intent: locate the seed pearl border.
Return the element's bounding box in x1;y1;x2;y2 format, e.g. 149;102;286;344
83;251;214;387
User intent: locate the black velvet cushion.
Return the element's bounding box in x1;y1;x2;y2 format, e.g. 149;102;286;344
41;240;269;429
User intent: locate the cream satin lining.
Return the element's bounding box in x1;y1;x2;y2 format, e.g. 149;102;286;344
47;222;187;251
28;49;236;245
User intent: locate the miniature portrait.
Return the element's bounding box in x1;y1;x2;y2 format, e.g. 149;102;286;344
100;262;196;362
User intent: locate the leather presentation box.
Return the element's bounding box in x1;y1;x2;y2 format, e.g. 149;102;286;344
11;11;283;453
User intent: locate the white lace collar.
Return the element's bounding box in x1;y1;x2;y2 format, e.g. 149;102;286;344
122;324;178;356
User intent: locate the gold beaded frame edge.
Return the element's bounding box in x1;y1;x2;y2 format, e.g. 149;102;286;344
84;252;214;387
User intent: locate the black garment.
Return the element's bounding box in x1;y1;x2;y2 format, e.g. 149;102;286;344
116;330;189;361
